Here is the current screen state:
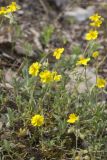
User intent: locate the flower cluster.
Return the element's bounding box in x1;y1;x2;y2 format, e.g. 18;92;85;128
0;2;20;15
29;48;63;83
85;13;103;41
29;62;62;83
75;14;106;89
89;13;103;28
29;20;106;129
39;70;62;83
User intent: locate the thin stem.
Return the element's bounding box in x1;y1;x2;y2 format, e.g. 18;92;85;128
75;125;78;150
95;58;98;104
83;42;90;56
39;0;49;15
84;66;89;92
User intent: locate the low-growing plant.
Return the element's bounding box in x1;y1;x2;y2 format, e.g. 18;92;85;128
0;4;107;160
40;25;54;46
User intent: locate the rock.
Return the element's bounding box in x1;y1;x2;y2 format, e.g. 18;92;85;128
17;10;24;15
15;42;35;57
14;44;27;55
0;26;12;43
30;28;42;50
4;69;17;84
0;122;3;131
64;6;95;22
65;67;96;93
0;83;13;89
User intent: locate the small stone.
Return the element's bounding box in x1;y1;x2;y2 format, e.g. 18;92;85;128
65;67;96;93
0;122;3;130
64;6;95;22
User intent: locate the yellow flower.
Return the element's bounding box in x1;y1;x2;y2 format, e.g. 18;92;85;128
52;71;62;81
39;70;53;83
92;51;99;58
96;78;106;88
31;114;44;127
0;7;7;15
0;2;20;15
76;57;90;66
67;113;79;124
6;2;19;13
85;30;98;40
90;19;102;27
89;13;103;28
29;62;41;76
89;13;101;21
53;48;64;59
39;70;62;83
54;75;62;81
